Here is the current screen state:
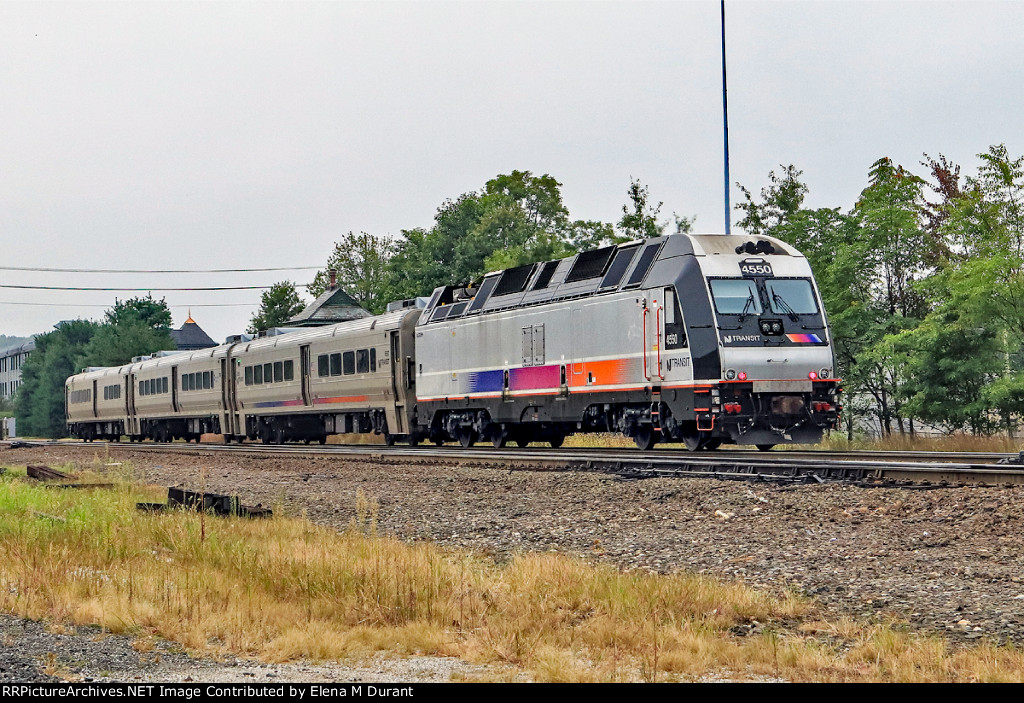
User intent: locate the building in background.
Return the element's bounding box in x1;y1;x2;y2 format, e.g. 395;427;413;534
169;313;216;351
0;340;34;401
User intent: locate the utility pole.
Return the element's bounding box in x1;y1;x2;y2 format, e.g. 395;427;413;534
721;0;732;234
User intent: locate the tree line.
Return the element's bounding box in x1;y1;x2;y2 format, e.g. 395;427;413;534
15;297;174;437
248;172;684;329
738;145;1024;437
16;148;1024;440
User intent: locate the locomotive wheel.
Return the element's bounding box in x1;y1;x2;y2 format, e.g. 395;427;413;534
458;429;477;448
756;444;776;452
516;438;530;448
683;431;719;452
432;437;444;446
634;427;657;450
273;427;286;445
384;433;396;446
261;433;272;445
492;433;507;448
408;434;421;447
318;435;327;445
223;434;232;444
549;434;564;448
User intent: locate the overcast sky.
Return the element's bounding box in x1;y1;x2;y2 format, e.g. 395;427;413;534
1;1;1020;343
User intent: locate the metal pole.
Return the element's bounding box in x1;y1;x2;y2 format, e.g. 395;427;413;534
721;0;732;234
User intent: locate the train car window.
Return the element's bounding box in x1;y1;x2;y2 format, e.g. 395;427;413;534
329;353;342;376
709;279;763;314
204;371;213;389
254;365;263;384
343;351;355;375
318;355;329;377
183;374;190;391
263;363;273;384
273;362;283;383
161;377;168;394
664;288;688;349
103;386;108;400
245;366;253;385
369;349;376;372
765;279;818;314
284;360;294;381
356;349;369;374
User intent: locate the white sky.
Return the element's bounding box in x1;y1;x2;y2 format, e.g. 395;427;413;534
1;1;1020;343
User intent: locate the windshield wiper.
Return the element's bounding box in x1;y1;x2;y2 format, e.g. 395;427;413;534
771;292;801;323
738;293;757;323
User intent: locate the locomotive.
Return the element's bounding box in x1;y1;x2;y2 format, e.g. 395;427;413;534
66;233;840;450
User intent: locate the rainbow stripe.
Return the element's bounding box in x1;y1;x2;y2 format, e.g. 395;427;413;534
786;333;823;344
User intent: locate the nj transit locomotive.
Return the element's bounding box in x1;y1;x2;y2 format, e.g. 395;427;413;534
66;233;840;450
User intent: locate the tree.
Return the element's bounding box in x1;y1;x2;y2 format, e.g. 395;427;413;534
309;232;397;314
81;296;175;368
618;178;664;240
735;165;808;237
386;171;614;299
248;281;305;333
16;320;99;438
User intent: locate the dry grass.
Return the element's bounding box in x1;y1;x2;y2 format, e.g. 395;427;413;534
817;433;1023;454
1;465;1023;681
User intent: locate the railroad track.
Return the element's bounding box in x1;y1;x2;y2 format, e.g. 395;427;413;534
5;438;1024;487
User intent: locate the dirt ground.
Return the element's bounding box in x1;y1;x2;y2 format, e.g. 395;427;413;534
4;442;1024;680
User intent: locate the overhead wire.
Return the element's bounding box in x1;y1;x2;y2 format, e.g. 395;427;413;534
0;265;321;274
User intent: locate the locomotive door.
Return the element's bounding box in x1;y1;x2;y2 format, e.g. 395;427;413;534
643;292;665;381
126;372;138;436
570;308;585;383
300;345;311;406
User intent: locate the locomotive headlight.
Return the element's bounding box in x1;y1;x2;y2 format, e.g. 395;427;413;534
772;322;782;333
725;369;736;380
820;368;831;379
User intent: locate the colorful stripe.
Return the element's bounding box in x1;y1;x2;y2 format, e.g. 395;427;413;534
252;399;306;408
510;365;560;391
313;394;370;405
786;333;823;344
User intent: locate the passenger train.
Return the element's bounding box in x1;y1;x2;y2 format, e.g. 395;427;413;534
66;233;841;451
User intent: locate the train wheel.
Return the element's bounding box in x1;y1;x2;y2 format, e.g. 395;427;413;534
634;427;657;450
384;433;396;446
458;429;477;448
702;438;722;451
548;434;564;449
409;434;421;447
318;435;327;445
756;444;776;452
223;434;232;444
515;438;530;448
492;433;507;448
261;433;272;445
273;427;286;445
432;438;444;446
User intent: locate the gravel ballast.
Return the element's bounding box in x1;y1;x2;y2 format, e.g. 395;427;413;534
3;442;1024;680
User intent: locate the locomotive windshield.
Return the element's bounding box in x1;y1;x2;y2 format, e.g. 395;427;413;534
765;279;819;315
709;279;762;314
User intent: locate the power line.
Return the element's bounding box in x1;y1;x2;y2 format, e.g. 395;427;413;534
0;284;299;292
0;265;321;274
0;300;258;308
